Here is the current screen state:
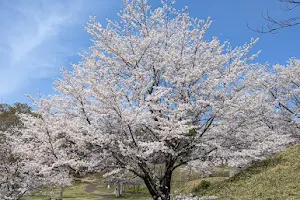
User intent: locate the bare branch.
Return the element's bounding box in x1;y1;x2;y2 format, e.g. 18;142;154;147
249;0;300;33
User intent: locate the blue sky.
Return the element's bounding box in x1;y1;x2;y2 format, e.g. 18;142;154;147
0;0;299;105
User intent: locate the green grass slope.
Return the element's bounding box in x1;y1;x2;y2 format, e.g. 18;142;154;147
196;144;300;200
23;144;300;200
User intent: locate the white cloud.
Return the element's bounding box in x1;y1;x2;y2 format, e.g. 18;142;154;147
0;0;117;101
0;1;76;96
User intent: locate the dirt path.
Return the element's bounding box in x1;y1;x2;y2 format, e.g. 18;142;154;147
85;183;115;200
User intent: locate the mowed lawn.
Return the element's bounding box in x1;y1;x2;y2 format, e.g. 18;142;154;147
22;179;151;200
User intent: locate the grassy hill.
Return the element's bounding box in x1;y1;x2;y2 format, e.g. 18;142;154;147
192;144;300;200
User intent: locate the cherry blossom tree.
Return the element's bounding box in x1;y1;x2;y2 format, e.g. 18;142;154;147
16;1;294;200
0;102;73;200
0;131;41;199
0;103;42;200
0;132;29;200
12;100;76;200
1;129;71;200
256;59;300;136
270;59;299;128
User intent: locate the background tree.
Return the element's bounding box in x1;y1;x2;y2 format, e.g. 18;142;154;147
0;103;32;131
1;102;73;200
0;103;40;200
256;59;300;136
16;1;294;200
12;99;75;200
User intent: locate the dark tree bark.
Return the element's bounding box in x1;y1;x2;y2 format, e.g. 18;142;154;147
142;170;173;200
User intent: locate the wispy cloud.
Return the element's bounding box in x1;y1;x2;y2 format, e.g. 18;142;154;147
0;1;73;95
0;0;118;102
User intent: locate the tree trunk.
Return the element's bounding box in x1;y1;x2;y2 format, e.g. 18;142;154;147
143;170;172;200
58;186;64;200
120;183;123;195
114;183;121;197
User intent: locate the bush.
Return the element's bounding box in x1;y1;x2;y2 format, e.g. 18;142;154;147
192;180;211;193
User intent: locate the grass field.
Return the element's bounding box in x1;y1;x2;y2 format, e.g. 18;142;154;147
23;181;151;200
22;143;300;200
